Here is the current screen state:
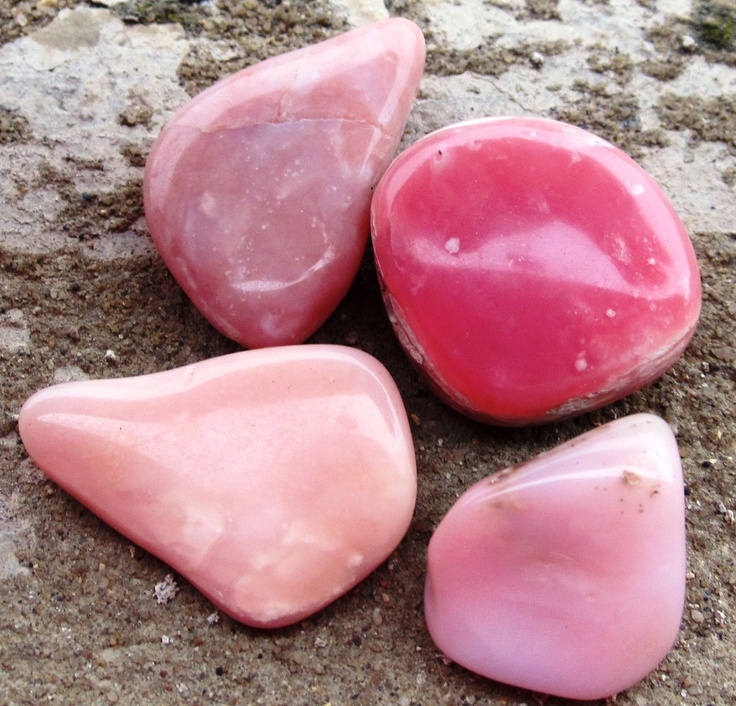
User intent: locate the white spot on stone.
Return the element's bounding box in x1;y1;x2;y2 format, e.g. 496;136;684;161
648;257;657;265
606;309;617;318
575;356;588;372
348;552;364;568
200;191;217;219
680;34;696;51
628;183;645;195
611;236;631;264
444;237;460;254
251;552;277;571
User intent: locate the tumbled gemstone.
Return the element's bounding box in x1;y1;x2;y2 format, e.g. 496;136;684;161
19;346;417;628
371;117;701;425
424;414;686;700
144;19;425;349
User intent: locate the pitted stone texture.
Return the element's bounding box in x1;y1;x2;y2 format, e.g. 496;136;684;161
423;0;658;56
0;8;189;254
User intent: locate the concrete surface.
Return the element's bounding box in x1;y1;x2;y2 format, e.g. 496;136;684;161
1;0;735;704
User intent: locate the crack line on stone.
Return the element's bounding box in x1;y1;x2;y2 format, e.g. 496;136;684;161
200;116;389;137
477;74;534;113
269;58;389;138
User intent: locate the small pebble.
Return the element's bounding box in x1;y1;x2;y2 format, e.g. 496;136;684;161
681;35;697;51
530;51;545;68
153;574;179;605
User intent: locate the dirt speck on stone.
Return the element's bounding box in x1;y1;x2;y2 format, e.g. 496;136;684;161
0;106;32;145
657;93;736;155
588;47;635;84
426;39;568;78
171;0;345;95
552;82;668;157
694;0;736;51
525;0;561;21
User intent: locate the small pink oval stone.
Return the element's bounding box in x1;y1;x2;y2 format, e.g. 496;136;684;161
144;19;425;349
19;346;417;628
371;117;701;425
424;414;685;700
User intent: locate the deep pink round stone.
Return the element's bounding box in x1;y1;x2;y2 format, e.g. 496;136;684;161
371;117;702;425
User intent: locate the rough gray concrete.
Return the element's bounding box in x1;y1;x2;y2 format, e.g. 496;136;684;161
1;0;735;704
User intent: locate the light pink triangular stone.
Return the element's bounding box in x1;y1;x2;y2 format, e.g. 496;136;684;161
424;414;685;700
144;19;425;349
19;346;416;628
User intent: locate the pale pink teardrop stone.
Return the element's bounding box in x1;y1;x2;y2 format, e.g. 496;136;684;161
425;414;686;700
19;346;417;628
144;19;425;349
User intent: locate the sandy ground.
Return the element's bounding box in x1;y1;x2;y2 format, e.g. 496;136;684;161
1;0;735;704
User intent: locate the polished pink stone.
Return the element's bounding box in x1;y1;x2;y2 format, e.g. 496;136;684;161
144;19;425;349
371;117;701;425
424;414;685;700
19;346;417;628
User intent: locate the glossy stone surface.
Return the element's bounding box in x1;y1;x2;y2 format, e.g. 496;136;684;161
144;19;425;349
19;346;417;628
424;414;686;700
371;117;701;425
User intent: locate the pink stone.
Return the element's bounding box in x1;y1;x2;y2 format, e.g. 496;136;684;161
144;19;425;349
371;117;701;425
424;414;686;700
18;346;417;628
